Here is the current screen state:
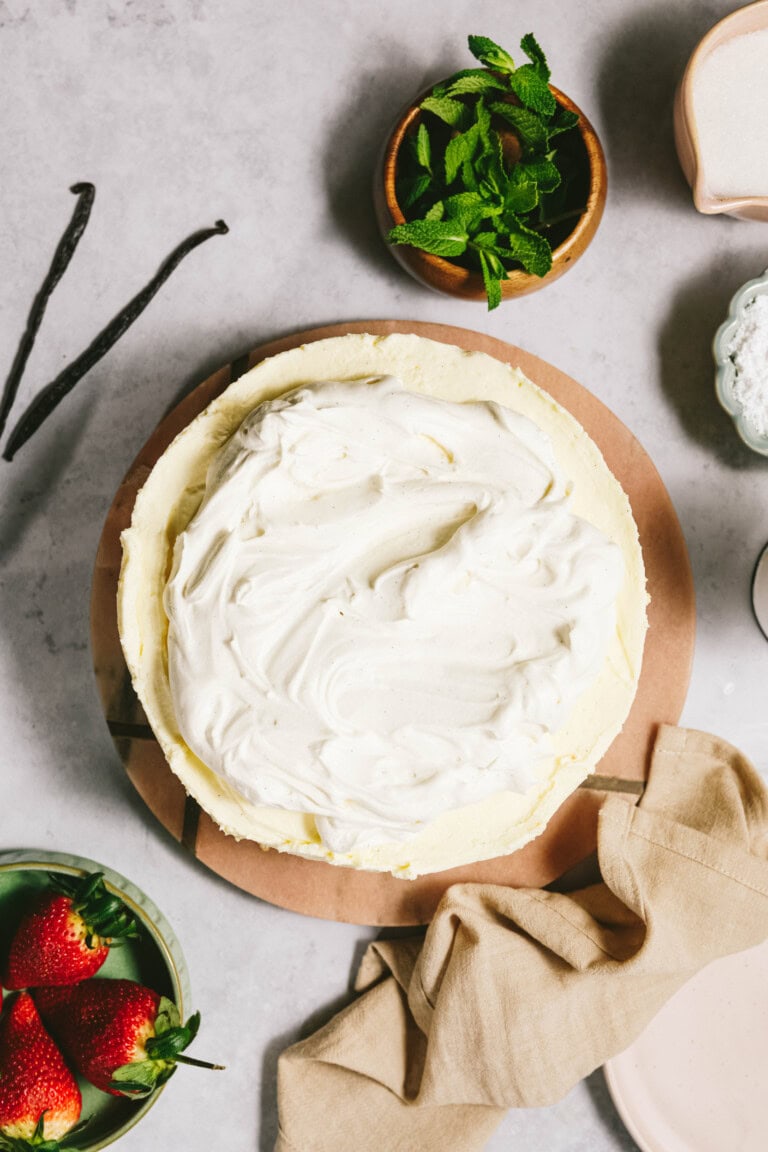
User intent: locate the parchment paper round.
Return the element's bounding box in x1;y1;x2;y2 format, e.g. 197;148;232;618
91;321;695;925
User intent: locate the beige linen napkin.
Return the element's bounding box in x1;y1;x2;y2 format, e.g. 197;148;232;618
275;725;768;1152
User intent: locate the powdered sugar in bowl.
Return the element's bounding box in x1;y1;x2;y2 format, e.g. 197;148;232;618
714;269;768;456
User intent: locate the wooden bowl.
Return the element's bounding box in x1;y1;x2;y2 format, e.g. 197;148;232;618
373;85;607;301
674;1;768;220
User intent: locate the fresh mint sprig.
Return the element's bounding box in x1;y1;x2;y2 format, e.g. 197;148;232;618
387;33;585;309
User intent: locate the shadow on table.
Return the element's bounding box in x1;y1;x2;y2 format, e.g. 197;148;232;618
259;934;378;1152
658;257;768;470
586;1068;642;1151
322;36;455;279
595;0;734;210
0;331;257;838
0;399;92;558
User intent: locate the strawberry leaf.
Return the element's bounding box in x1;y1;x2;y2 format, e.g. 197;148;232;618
109;1005;215;1100
110;1061;160;1097
0;1114;90;1151
145;1008;204;1061
186;1010;201;1044
153;996;181;1035
47;871;141;944
69;872;103;906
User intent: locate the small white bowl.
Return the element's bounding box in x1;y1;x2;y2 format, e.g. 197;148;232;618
713;269;768;456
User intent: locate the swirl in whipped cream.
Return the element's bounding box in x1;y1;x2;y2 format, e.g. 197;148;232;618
164;376;622;852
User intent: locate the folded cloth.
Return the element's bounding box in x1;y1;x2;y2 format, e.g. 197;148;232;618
275;725;768;1152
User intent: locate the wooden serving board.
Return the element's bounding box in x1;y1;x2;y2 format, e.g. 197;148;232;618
91;321;695;925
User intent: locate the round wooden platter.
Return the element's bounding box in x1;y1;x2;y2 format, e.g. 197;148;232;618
91;320;695;926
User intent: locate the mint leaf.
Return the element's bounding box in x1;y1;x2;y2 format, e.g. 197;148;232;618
516;157;561;194
446;71;507;96
387;32;578;310
478;243;508;282
490;101;550;150
507;64;556;116
548;106;579;137
467;34;515;73
474;97;492;149
445;123;480;184
461;156;479;192
478;250;502;310
503;170;539;215
471;231;504;251
398;173;432;209
538;178;568;223
443;191;496;230
416;122;431;172
420;95;468;128
520;33;550;79
437;67;507;94
476;131;506;197
388;219;469;258
444;192;485;216
503;223;553;277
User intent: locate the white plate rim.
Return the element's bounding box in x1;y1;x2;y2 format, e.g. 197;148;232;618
603;1057;666;1152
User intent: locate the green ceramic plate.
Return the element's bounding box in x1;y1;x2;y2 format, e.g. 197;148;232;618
0;849;191;1151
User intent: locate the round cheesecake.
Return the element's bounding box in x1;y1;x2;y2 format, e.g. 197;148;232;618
118;333;648;877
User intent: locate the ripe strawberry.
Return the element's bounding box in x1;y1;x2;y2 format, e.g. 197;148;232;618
34;979;222;1098
0;992;82;1145
4;871;140;990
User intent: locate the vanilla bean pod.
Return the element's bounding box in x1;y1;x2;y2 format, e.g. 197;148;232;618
0;182;95;441
3;218;229;462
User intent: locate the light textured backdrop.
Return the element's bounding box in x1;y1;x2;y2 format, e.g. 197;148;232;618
1;2;766;1149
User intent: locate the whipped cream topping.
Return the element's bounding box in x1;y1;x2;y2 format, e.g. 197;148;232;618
164;376;623;852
